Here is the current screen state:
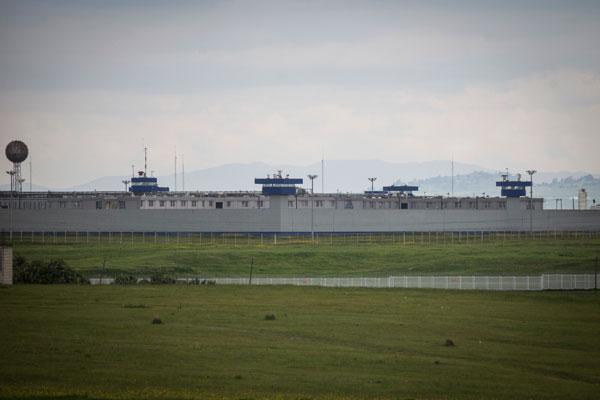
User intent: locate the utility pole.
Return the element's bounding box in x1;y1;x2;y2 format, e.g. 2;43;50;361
368;177;377;192
526;170;536;236
595;256;598;291
249;257;254;285
308;174;318;242
122;180;130;192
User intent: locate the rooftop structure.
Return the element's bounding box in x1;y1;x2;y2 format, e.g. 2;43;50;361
496;174;531;198
255;171;303;196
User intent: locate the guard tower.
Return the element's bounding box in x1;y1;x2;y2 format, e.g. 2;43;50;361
382;185;419;196
496;174;531;197
129;147;169;194
254;171;303;196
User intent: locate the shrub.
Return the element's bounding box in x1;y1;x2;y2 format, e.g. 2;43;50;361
14;257;89;284
152;316;162;324
264;314;276;321
149;272;176;284
115;274;138;285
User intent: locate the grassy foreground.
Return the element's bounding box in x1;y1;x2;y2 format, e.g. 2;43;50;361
10;237;600;277
1;285;599;399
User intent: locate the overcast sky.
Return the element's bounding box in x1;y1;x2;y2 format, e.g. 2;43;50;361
1;0;600;187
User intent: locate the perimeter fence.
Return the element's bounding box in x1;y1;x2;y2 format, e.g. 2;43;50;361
89;273;599;291
1;230;599;247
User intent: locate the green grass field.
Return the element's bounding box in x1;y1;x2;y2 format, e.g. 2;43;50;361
9;236;600;277
1;285;599;399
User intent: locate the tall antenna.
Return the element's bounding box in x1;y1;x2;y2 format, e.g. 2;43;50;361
321;153;324;194
174;148;178;191
144;146;148;177
451;155;454;197
182;154;185;191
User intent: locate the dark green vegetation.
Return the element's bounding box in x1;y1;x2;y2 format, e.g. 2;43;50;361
1;285;599;399
12;256;88;284
9;234;600;277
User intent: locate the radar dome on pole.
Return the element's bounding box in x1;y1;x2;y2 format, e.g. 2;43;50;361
5;140;28;192
5;140;28;163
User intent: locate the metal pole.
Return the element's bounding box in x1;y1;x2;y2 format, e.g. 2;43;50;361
527;170;536;236
249;257;254;285
595;256;598;291
308;174;318;242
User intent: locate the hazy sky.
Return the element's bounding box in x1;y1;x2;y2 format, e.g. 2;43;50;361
1;0;600;187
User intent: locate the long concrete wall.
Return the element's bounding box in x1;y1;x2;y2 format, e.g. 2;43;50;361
1;207;600;232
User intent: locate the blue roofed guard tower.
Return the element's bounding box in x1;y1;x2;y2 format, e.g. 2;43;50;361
255;171;303;209
129;147;169;195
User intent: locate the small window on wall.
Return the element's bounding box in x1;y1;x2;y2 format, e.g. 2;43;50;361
96;200;102;210
149;200;154;207
257;201;263;208
288;200;294;208
159;200;165;207
192;200;197;207
226;201;231;207
119;201;126;209
170;200;176;207
242;201;249;207
181;200;187;207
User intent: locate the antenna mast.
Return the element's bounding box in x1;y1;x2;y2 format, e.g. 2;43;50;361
144;146;148;177
451;155;454;197
174;148;177;191
182;154;185;191
321;154;324;194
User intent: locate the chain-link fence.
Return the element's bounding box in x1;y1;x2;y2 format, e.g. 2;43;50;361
2;230;599;247
89;274;599;290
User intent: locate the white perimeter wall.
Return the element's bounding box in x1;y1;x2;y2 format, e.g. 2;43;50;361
1;208;600;232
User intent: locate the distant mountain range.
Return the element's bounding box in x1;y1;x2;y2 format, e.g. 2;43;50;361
2;159;598;208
